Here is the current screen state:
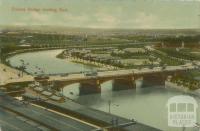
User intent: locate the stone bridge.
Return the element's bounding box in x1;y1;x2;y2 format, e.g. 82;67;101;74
47;65;196;94
1;64;197;95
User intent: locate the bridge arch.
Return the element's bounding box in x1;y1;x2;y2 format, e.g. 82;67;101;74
51;75;137;95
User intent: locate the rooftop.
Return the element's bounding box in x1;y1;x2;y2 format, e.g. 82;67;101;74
123;48;146;53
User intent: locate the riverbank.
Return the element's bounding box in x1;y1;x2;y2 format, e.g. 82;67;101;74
68;57;119;70
165;81;189;92
0;63;33;85
3;47;65;62
165;80;200;102
0;63;20;84
56;50;119;70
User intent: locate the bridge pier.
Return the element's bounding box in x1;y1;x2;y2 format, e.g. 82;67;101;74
142;74;167;87
79;80;101;95
51;82;65;91
112;77;136;91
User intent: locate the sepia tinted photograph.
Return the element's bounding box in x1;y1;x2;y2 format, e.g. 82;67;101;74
0;0;200;131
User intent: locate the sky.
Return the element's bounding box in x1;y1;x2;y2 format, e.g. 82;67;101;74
0;0;200;29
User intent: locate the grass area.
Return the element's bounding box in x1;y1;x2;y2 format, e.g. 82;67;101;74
71;60;101;68
157;48;200;61
150;49;184;66
1;31;199;69
170;72;200;90
111;52;149;59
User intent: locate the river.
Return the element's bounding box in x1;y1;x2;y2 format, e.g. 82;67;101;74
8;49;200;131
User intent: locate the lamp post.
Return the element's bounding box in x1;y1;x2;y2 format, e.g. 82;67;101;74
0;47;1;63
19;59;26;77
108;100;119;114
194;123;200;131
108;100;120;131
108;100;111;114
198;0;200;32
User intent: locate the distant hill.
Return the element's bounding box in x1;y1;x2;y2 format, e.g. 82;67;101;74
0;25;200;36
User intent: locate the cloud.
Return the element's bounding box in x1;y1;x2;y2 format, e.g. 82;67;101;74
30;12;52;22
61;13;90;27
96;13;117;24
65;13;88;22
88;12;120;28
10;12;55;26
134;12;159;28
63;12;120;28
89;6;124;28
12;22;28;26
0;0;198;29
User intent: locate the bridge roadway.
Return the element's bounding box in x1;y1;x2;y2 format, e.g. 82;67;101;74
0;92;96;131
1;64;197;87
50;64;196;81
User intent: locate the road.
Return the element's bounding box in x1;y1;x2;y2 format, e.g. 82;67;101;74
0;107;41;131
0;92;96;131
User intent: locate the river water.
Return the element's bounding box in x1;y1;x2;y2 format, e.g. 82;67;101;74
8;50;200;131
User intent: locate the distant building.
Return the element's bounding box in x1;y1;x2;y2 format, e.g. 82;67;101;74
18;44;31;47
112;49;125;54
69;49;91;54
123;48;145;53
83;53;116;62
